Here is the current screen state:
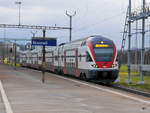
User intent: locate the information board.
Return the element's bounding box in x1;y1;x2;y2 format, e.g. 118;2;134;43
32;38;57;46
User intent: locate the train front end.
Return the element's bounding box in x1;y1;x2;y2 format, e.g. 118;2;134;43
87;36;118;83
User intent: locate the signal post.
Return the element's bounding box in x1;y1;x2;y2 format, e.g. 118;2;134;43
31;31;57;83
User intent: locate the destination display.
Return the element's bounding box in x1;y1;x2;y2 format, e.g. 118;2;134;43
95;44;109;48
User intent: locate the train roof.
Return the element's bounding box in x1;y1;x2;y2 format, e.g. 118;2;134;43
61;35;113;46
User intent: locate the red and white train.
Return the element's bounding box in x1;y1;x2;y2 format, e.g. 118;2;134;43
19;35;118;83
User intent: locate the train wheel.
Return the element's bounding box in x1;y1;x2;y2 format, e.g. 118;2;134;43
60;70;64;75
81;73;88;81
79;73;83;80
54;69;58;74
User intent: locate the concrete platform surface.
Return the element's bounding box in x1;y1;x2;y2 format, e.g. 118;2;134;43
0;64;150;113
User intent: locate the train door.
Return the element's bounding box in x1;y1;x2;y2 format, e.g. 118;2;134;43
75;48;79;76
64;50;67;74
58;47;61;70
70;50;75;75
36;53;38;65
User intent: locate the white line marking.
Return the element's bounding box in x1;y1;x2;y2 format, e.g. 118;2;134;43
0;80;13;113
50;74;150;105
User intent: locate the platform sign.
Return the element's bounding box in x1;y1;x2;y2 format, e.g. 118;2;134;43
32;37;57;46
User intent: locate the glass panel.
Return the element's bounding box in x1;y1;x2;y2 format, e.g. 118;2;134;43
94;48;113;61
86;52;92;62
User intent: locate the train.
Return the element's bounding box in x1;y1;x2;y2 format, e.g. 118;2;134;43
19;35;119;83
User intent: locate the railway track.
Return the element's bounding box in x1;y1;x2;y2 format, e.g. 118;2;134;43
111;84;150;97
74;79;150;98
60;74;150;98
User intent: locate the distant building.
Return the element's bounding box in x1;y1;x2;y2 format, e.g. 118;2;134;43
24;42;35;50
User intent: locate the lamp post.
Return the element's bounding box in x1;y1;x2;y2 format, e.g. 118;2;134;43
31;30;37;50
66;11;76;42
15;1;22;25
31;30;37;38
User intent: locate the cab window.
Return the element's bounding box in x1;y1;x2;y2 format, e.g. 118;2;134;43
86;52;92;62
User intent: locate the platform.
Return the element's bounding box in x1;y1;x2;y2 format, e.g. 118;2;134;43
0;64;150;113
0;93;5;113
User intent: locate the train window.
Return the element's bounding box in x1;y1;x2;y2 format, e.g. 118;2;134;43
61;55;64;61
94;48;113;61
55;56;58;61
81;40;86;46
86;52;92;62
78;54;82;62
116;55;119;61
39;57;42;61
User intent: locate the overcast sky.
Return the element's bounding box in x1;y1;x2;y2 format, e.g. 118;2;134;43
0;0;150;49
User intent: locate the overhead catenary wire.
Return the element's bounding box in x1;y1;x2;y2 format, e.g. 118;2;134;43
73;11;126;33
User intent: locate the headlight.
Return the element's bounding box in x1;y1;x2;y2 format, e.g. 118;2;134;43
91;64;99;68
112;64;118;68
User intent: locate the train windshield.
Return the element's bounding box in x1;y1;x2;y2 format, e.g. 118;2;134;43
94;48;113;62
